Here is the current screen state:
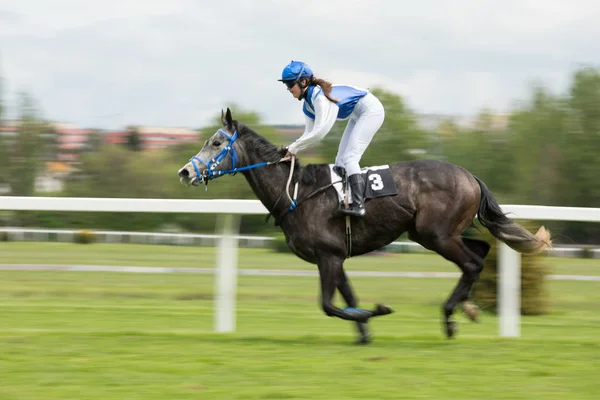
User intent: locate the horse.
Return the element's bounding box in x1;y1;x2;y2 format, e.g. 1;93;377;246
178;108;552;344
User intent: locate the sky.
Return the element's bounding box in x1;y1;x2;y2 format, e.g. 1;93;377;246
1;0;599;129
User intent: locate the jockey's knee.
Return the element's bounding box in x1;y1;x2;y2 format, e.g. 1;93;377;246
343;160;361;176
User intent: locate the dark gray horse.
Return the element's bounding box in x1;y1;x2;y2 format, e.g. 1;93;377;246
178;108;552;343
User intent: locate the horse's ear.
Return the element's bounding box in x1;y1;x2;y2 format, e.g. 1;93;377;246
225;107;233;127
221;108;233;129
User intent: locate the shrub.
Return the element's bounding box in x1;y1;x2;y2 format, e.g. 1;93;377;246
73;229;97;244
470;220;551;316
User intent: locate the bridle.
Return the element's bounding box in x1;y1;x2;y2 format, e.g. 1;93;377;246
191;129;246;181
189;128;298;208
188;128;342;224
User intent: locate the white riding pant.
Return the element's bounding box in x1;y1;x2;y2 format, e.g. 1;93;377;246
334;92;385;176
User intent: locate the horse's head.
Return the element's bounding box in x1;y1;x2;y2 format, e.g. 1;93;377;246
178;108;241;186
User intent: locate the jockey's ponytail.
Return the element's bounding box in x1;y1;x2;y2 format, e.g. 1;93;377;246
308;77;339;103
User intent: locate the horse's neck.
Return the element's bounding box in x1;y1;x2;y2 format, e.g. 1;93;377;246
242;155;294;213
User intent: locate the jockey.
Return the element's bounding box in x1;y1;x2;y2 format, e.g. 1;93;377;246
278;60;385;217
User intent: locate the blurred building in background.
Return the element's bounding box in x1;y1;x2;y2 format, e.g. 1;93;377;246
104;125;198;151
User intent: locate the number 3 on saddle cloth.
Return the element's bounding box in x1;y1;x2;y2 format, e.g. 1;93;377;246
329;164;397;205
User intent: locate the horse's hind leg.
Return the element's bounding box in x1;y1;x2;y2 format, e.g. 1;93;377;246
337;269;372;344
462;237;491;260
411;232;484;338
437;237;485;338
459;237;490;321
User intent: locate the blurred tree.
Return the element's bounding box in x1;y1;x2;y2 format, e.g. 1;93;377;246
65;144;191;200
8;92;46;196
0;72;4;124
506;86;568;205
320;88;429;167
555;66;600;243
124;126;143;151
84;129;105;154
560;67;600;208
442;110;515;197
430;116;460;160
0;136;7;188
0;74;7;187
40;124;59;162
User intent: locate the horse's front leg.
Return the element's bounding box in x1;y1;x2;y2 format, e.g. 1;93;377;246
318;254;375;324
337;269;372;345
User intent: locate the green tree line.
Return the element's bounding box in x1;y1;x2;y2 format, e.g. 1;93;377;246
1;67;600;243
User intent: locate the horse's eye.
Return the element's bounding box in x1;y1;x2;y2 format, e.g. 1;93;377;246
213;141;221;147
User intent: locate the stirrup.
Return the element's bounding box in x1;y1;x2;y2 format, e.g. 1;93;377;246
339;204;366;217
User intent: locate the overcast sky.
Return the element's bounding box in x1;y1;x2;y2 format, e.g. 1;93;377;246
1;0;599;129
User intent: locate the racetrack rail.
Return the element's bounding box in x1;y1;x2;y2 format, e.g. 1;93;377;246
1;264;598;281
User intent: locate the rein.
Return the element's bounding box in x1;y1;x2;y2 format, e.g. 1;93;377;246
189;127;347;227
265;178;343;225
189;128;300;213
190;129;281;188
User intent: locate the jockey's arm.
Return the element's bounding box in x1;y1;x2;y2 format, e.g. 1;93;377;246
288;94;338;154
303;114;315;137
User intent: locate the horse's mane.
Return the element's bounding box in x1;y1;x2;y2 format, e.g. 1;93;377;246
235;121;325;186
235;121;283;163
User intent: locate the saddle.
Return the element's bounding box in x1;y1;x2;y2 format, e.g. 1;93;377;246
329;164;397;206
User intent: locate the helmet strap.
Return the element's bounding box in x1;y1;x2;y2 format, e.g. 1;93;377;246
297;78;310;101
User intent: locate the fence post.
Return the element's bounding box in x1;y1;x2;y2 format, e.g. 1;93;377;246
215;213;241;333
498;241;521;337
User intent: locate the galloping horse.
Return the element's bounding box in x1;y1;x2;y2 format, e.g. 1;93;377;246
178;108;551;344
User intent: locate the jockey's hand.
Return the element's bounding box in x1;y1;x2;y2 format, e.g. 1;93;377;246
277;146;294;162
280;151;293;162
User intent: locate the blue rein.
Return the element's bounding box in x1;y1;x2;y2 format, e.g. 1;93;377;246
189;129;270;181
189;128;297;212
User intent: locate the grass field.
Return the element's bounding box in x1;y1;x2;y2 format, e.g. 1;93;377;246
1;243;599;399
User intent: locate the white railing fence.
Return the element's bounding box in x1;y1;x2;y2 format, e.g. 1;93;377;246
1;196;599;337
2;227;598;257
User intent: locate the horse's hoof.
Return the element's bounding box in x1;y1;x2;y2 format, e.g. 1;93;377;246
461;301;480;323
374;304;394;316
355;334;373;345
445;321;458;339
344;307;372;323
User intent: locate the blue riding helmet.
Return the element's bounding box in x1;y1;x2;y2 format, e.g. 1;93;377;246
278;60;314;83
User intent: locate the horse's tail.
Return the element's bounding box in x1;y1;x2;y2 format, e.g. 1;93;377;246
474;177;552;254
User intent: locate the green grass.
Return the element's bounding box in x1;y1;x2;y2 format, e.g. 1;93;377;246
0;243;599;399
1;242;600;275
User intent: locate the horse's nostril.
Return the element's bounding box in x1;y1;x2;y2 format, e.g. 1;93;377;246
179;169;189;178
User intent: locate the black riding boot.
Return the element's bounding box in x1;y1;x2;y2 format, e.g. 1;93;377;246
341;173;366;217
